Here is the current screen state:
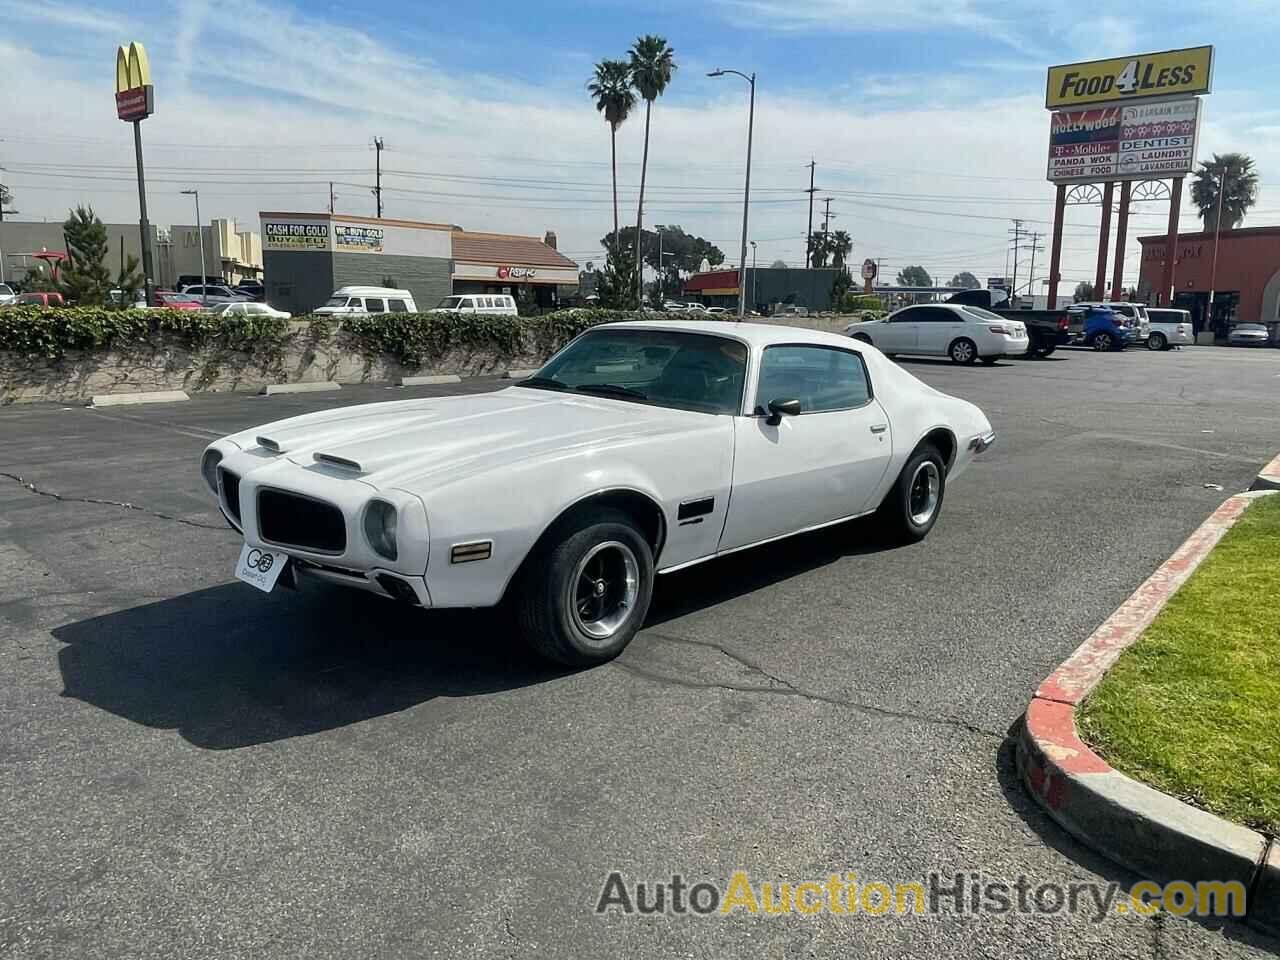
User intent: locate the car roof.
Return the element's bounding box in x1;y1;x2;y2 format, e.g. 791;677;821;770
334;286;413;296
604;319;865;351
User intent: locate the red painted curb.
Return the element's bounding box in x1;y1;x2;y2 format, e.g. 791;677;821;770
1019;490;1278;934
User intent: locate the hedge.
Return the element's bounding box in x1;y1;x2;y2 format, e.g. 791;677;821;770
0;307;643;365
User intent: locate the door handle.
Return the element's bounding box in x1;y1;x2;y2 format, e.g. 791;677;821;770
870;424;888;434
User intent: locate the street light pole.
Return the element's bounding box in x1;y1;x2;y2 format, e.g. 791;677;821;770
708;68;755;319
181;188;206;307
1207;167;1226;335
750;240;757;313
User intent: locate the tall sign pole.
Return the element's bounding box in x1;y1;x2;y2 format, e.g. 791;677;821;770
1094;181;1114;297
116;42;156;306
1046;185;1066;309
1110;180;1132;299
1162;177;1183;306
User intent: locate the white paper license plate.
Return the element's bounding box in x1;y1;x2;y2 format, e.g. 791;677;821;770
235;543;288;593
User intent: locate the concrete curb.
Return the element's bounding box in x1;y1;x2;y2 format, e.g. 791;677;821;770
1017;488;1279;936
88;390;190;407
259;382;341;396
1250;452;1280;491
503;368;538;380
397;374;462;387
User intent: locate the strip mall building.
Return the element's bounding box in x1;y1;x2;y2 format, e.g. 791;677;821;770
259;213;579;315
1138;226;1280;340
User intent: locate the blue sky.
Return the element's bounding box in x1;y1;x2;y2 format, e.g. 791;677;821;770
2;0;1278;288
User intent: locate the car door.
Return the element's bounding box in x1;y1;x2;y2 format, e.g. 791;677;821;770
915;306;964;355
874;308;922;353
718;344;894;552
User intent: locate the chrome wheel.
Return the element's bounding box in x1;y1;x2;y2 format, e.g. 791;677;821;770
909;461;941;526
1093;333;1112;352
567;540;639;644
1147;333;1166;351
950;339;975;363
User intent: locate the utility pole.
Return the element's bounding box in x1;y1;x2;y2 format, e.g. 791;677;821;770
180;189;207;304
1008;219;1025;305
1207;166;1226;334
1025;231;1044;304
329;182;335;215
373;137;384;218
804;158;817;269
822;197;835;233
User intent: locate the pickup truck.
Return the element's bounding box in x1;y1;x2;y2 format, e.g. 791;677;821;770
945;289;1071;358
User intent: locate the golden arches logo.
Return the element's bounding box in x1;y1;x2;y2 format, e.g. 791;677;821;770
114;42;154;121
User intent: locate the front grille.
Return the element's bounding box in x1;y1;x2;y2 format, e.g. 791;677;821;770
219;468;242;525
257;488;346;553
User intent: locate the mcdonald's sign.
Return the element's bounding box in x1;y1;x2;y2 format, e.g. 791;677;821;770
115;42;154;122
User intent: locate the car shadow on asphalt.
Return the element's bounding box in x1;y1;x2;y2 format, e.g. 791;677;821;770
52;584;571;751
994;720;1278;952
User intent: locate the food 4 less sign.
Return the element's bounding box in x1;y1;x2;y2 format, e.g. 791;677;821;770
1046;46;1212;109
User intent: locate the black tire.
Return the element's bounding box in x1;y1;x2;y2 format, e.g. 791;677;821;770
1092;332;1113;352
852;333;872;344
980;356;998;365
1147;332;1167;351
877;445;946;543
1038;344;1057;357
948;338;978;365
516;507;654;666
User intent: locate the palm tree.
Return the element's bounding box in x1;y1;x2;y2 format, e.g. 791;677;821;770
628;35;676;302
830;230;852;269
587;59;636;257
1191;153;1259;232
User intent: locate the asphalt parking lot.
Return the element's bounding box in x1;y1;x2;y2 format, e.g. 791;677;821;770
3;346;1279;958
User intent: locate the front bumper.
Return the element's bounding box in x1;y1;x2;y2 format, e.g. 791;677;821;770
969;430;997;454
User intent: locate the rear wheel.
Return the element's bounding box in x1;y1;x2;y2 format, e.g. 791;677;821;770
852;333;872;345
948;338;977;365
1092;332;1113;352
516;508;654;666
1147;332;1167;351
877;445;946;543
1038;345;1057;357
980;356;998;366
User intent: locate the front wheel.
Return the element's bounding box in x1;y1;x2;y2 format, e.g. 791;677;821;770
516;508;654;666
1147;332;1167;351
949;338;977;364
877;446;946;543
980;356;998;366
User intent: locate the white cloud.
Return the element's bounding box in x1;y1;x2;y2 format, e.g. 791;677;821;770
0;0;132;34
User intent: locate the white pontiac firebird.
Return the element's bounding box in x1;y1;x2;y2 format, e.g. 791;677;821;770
201;321;995;665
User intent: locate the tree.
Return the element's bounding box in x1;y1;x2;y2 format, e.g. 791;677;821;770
596;246;638;309
628;35;676;304
1191;152;1259;232
59;205;113;305
896;265;932;287
0;183;15;221
949;271;980;289
1073;281;1097;302
770;259;787;269
829;230;852;269
830;267;852;307
116;252;144;306
807;232;833;268
602;224;724;297
588;59;637;257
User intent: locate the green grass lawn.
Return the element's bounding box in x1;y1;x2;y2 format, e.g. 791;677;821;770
1077;493;1280;835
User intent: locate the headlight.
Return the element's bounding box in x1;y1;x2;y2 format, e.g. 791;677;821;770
201;449;223;494
363;500;398;560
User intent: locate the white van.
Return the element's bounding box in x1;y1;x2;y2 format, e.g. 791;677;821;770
429;294;518;315
313;286;416;316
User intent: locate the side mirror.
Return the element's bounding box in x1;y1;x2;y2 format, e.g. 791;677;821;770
766;398;802;426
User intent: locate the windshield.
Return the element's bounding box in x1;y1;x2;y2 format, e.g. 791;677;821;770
323;296;350;307
525;327;748;415
436;296;465;309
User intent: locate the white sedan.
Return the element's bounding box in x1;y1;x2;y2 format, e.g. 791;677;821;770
201;321;994;665
214;302;292;319
845;303;1028;364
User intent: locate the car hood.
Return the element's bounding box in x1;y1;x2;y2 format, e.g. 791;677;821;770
229;387;724;492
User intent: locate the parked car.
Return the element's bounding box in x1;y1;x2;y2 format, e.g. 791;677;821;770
313;286;417;316
108;288;147;309
1228;323;1272;347
427;294;517;315
176;275;225;291
154;291;205;311
214;302;292;319
0;283;16;306
202;321;994;665
15;292;65;308
180;284;252;305
1072;305;1133;351
234;280;266;301
946;288;1071;358
704;306;731;316
1143;308;1195;350
662;300;687;311
845;303;1029;364
1072;301;1150;343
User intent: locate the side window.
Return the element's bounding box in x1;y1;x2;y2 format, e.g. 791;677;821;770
464;297;479;310
757;345;872;414
892;308;920;323
365;298;386;313
347;298;363;310
388;299;408;313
